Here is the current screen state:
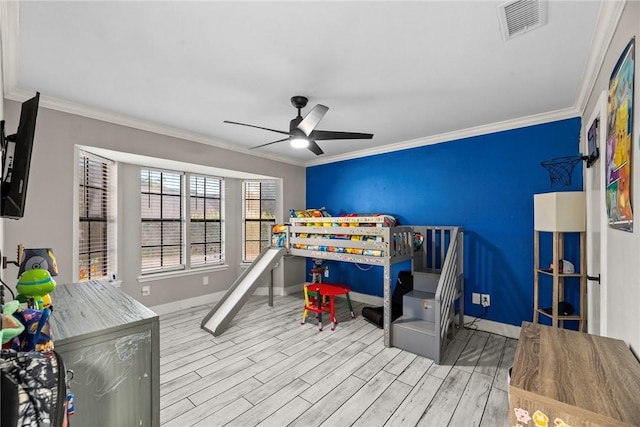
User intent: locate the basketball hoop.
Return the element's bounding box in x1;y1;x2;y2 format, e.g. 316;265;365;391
540;156;582;187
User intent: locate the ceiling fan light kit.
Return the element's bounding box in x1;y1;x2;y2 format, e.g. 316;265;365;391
290;138;309;149
224;95;374;156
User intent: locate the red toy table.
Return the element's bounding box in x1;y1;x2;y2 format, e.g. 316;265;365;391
302;283;355;331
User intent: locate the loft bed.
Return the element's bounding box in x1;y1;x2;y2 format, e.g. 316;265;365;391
272;212;464;363
288;215;414;263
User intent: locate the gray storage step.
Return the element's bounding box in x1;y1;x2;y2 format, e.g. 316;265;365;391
403;290;436;322
391;316;436;359
413;270;440;293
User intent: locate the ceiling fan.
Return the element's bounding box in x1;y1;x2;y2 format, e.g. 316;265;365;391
224;96;374;156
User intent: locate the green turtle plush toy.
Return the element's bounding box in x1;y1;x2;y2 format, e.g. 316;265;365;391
16;269;56;309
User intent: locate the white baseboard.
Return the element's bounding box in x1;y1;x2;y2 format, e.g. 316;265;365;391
149;291;226;316
283;283;305;295
279;284;385;307
150;284;302;315
149;287;520;339
253;284;304;296
463;315;521;339
342;294;520;337
345;291;384;306
252;287;276;296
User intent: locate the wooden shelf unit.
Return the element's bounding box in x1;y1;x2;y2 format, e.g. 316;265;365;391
533;230;586;331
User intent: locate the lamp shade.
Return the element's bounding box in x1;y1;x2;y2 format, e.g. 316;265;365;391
18;248;58;277
534;191;586;232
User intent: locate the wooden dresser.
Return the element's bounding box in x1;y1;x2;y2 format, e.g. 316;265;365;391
51;280;160;426
510;322;640;426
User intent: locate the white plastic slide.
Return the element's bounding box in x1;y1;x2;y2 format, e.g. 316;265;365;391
201;247;286;336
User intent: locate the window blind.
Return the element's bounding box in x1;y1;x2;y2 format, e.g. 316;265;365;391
243;180;276;261
78;151;111;281
141;168;183;272
190;175;224;265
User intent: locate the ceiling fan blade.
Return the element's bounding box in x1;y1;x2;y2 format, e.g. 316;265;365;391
297;104;329;136
224;120;290;136
307;140;324;156
250;137;290;149
309;130;374;140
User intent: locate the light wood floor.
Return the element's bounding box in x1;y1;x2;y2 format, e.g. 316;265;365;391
159;294;515;427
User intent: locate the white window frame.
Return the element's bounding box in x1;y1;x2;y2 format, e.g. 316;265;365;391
188;174;225;267
75;149;116;282
140;168;184;274
242;179;277;262
140;168;226;276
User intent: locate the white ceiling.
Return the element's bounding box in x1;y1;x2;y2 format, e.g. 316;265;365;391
2;1;606;166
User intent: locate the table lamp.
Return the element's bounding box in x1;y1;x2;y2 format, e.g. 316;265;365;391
18;248;58;277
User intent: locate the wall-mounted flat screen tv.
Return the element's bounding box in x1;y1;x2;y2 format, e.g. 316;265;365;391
1;92;40;219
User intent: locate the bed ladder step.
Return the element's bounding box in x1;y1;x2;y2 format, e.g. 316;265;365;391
391;316;436;359
402;290;436;323
413;271;441;293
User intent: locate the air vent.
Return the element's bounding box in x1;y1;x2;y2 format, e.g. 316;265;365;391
498;0;547;41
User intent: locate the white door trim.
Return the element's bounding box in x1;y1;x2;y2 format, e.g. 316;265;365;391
585;90;608;335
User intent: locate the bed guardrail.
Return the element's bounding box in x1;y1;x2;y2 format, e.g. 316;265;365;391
433;226;464;363
285;217;414;266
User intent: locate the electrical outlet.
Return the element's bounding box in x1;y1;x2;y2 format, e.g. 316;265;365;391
472;293;481;305
203;276;209;285
142;286;150;296
482;294;490;307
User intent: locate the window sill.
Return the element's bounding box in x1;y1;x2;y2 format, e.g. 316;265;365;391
137;264;229;282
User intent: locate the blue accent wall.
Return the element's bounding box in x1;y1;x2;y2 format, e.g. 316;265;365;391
305;118;582;327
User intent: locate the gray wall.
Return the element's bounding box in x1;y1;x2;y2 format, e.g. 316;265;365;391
582;1;639;352
1;102;306;307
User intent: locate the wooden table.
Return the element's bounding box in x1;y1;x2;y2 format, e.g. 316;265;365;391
509;322;640;426
51;280;160;427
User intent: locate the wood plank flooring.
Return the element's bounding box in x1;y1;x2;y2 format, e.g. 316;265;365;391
159;294;514;427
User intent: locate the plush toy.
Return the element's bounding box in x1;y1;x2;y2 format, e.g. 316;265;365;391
0;300;25;346
16;268;56;309
9;306;54;352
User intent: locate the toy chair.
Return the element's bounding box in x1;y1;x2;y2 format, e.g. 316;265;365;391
301;284;329;331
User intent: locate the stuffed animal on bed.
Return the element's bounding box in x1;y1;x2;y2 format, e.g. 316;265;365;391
271;224;288;248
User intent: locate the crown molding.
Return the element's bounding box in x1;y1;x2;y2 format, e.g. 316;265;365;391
0;0;19;99
4;87;306;168
574;0;627;115
305;106;580;167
